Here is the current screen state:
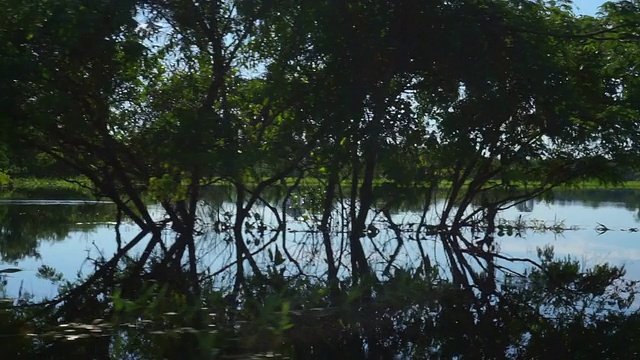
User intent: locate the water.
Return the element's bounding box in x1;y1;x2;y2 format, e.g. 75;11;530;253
499;196;640;272
2;189;640;299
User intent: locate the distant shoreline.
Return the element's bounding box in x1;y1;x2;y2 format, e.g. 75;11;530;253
3;177;640;197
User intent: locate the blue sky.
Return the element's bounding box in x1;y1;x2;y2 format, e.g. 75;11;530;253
572;0;607;15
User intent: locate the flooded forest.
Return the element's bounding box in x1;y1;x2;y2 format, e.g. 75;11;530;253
2;0;640;359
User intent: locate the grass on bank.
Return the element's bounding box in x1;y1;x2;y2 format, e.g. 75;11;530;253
0;177;94;199
2;177;640;198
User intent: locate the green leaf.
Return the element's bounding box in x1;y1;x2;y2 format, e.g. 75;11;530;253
0;172;9;186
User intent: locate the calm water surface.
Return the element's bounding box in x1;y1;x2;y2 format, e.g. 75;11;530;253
2;189;640;299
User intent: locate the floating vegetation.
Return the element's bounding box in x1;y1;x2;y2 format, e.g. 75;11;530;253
494;218;640;237
596;222;612;235
0;267;23;274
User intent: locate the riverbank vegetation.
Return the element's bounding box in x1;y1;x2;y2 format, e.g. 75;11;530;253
4;176;640;199
2;0;640;358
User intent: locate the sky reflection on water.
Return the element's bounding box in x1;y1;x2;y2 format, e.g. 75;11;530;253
2;190;640;299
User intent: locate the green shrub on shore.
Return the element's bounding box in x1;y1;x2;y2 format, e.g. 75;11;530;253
0;177;94;199
4;176;640;197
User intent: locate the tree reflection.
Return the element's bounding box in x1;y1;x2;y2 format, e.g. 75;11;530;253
515;198;535;212
0;202;117;261
1;187;640;359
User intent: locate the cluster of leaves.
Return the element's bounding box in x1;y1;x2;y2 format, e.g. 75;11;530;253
1;0;639;217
